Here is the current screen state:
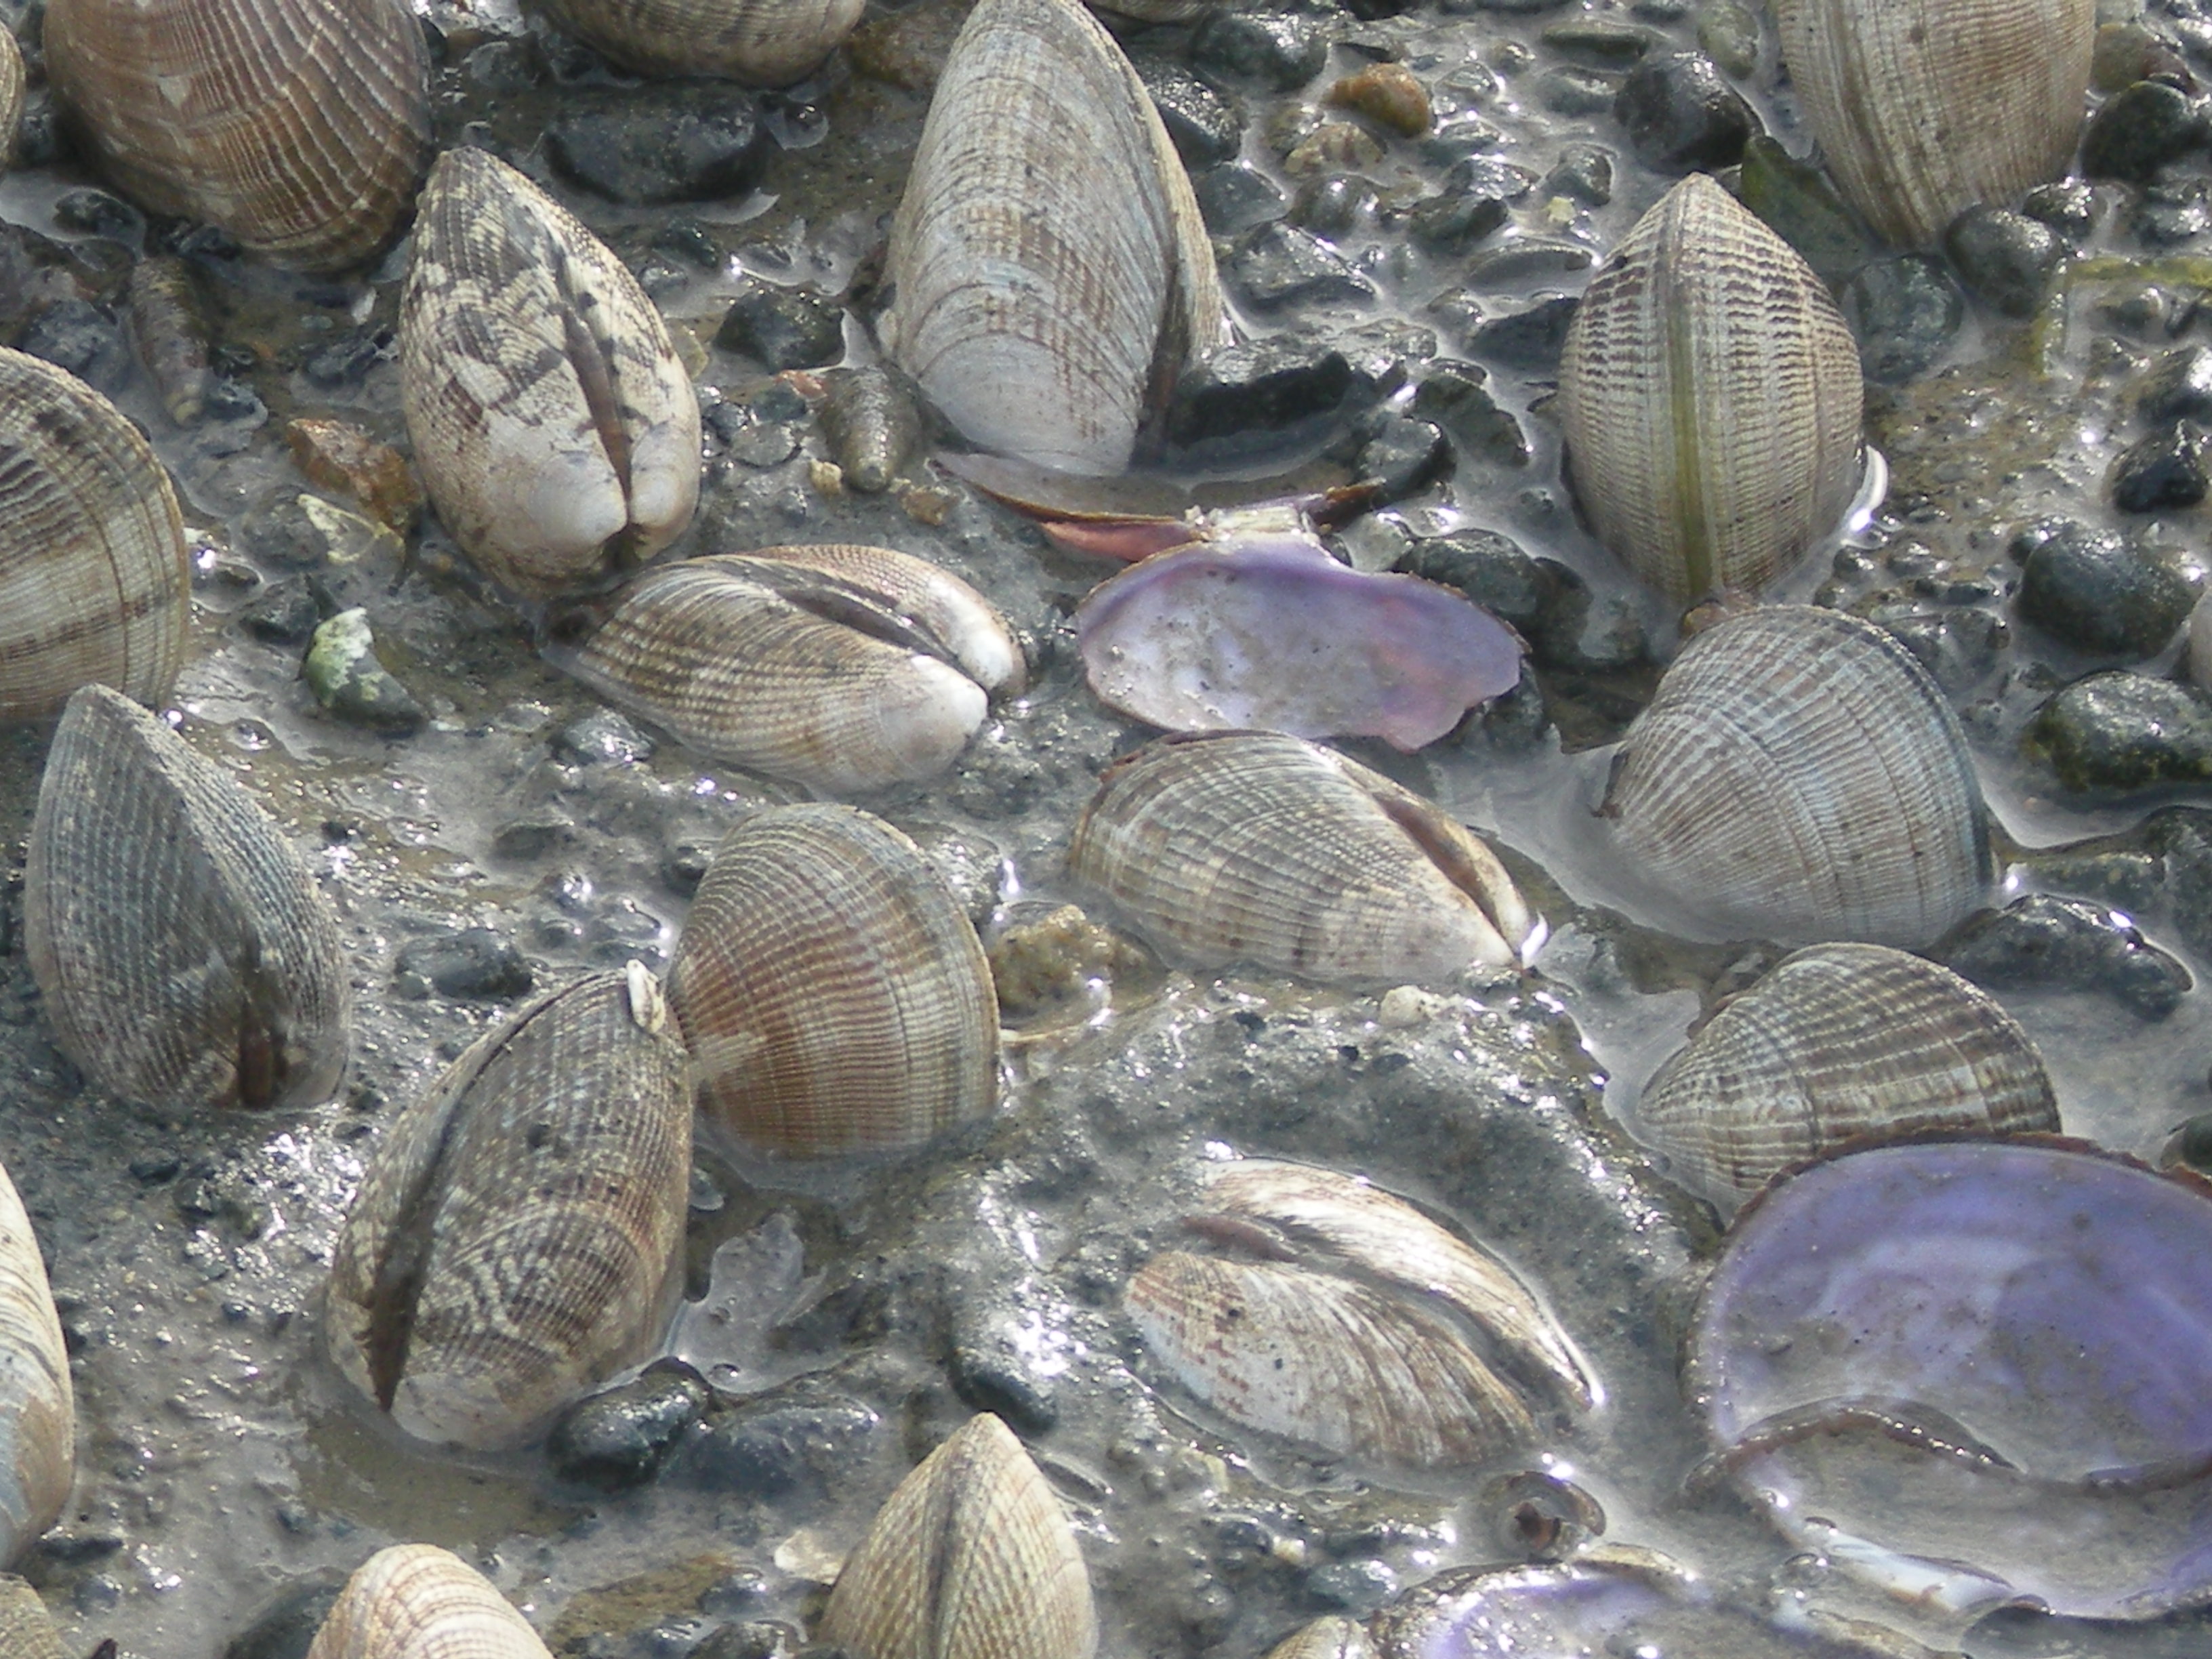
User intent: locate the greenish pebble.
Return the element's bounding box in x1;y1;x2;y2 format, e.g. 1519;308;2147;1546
2034;671;2212;791
1738;136;1876;285
305;609;427;735
1694;0;1761;79
1538;20;1656;64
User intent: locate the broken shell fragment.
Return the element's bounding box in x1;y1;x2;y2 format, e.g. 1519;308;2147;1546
528;0;864;84
325;967;691;1450
0;1162;71;1570
305;1544;553;1658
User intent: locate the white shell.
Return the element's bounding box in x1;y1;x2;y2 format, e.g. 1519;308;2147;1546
306;1544;552;1658
0;1162;70;1570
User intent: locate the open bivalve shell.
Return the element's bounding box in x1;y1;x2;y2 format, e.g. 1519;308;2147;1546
0;346;190;723
43;0;430;272
566;546;1022;794
666;804;1000;1158
529;0;864;84
0;1162;71;1570
1635;943;2058;1204
325;966;691;1450
1776;0;2095;249
1069;731;1534;984
1559;174;1863;601
1601;606;1992;949
306;1544;553;1658
881;0;1223;476
818;1413;1099;1659
26;684;352;1112
402;147;700;602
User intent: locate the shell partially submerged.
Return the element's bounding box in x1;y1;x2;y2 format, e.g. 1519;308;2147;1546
306;1544;552;1658
325;967;691;1450
1559;174;1863;600
26;685;351;1111
0;1576;66;1659
402;147;699;601
529;0;864;83
0;1164;71;1570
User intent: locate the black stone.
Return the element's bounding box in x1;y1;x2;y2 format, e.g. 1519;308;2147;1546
1528;559;1647;672
1226;222;1375;310
1838;253;1964;384
205;377;268;426
680;1399;882;1496
224;1581;344;1659
1290;176;1379;239
1875;606;2007;695
2034;672;2212;792
949;1340;1059;1433
2018;520;2196;657
555;710;657;765
1470;296;1579;371
715;281;844;371
2135;179;2212;247
545;84;772;204
2022;180;2097;242
2136;345;2212;426
1166;335;1357;451
1613;52;1755;172
1942;205;2064;319
240;495;331;571
547;1361;711;1490
655;218;724;268
1738;136;1877;284
1334;318;1437;397
52;188;144;241
2109;424;2211;513
18;298;128;392
1193;163;1290;236
1935;894;2192;1019
1408;182;1509;255
1417;112;1510;167
239;582;322;647
1408;363;1529;466
394;928;534;1000
301;327;393;389
1191;10;1328;91
693;1622;804;1659
1138;58;1246;168
2082;80;2203;184
1353;411;1450;501
1540;19;1656;63
1397;529;1553;632
1542;142;1614;206
1462;240;1593;288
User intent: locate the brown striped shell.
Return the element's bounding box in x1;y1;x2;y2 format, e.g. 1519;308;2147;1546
306;1544;553;1658
25;684;352;1111
0;1576;66;1659
0;1164;71;1570
1635;943;2058;1204
325;966;691;1450
882;0;1222;476
0;27;22;173
1776;0;2094;249
529;0;865;83
1601;607;1992;948
566;547;1022;794
401;147;700;602
818;1414;1098;1659
1559;174;1863;600
1067;731;1533;984
0;346;190;722
665;804;999;1158
43;0;430;272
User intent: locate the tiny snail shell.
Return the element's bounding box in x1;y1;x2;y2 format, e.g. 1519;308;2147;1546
527;0;865;85
0;1162;71;1571
305;1544;553;1658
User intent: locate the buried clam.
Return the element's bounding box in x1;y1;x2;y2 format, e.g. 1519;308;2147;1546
0;1160;70;1571
527;0;864;84
305;1544;552;1658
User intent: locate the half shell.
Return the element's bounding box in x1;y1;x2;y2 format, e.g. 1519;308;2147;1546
325;966;691;1450
529;0;864;83
1068;731;1533;983
666;804;1000;1158
1635;943;2057;1203
43;0;430;272
0;346;190;722
1559;174;1863;600
0;1163;70;1570
25;684;352;1111
306;1544;552;1658
401;147;700;601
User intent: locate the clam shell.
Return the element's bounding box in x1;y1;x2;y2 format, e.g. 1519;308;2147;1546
1636;943;2057;1202
0;346;190;722
401;147;700;601
0;28;22;173
306;1544;552;1658
1067;731;1533;983
882;0;1222;476
667;804;999;1158
25;684;352;1111
1263;1617;1374;1659
1601;606;1991;947
818;1414;1098;1659
566;548;1019;794
0;1576;66;1659
0;1164;71;1571
325;966;691;1450
529;0;864;83
1776;0;2095;249
1559;174;1863;600
43;0;430;272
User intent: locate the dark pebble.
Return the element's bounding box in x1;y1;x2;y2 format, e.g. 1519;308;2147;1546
680;1399;882;1496
1408;181;1509;255
1528;559;1647;672
1942;205;2064;319
1469;295;1579;371
491;817;573;861
1441;0;1573;12
654;218;724;268
949;1340;1059;1433
1193;163;1290;236
1305;1559;1399;1613
1540;19;1656;64
224;1580;345;1659
1462;239;1593;287
2110;423;2211;512
715;281;844;371
1138;58;1246;168
1354;411;1450;501
205;377;268;426
2136;344;2212;426
2022;180;2097;242
1935;894;2192;1019
2081;80;2203;184
1838;253;1964;384
1166;335;1356;452
1542;142;1614;206
1537;66;1622;115
240;495;333;571
2034;671;2212;791
548;1361;712;1490
2018;519;2196;655
1191;10;1327;91
1738;136;1877;285
1227;222;1376;310
394;928;534;1000
1290;176;1380;239
129;1154;182;1184
1397;529;1551;632
18;298;129;392
1875;606;2007;695
1473;662;1551;752
546;84;771;204
556;709;657;765
1335;318;1437;397
1418;112;1510;167
692;1622;802;1659
301;327;392;388
52;188;144;241
2150;808;2212;959
1613;52;1754;172
819;365;922;493
239;582;322;647
1408;363;1529;466
2135;179;2212;246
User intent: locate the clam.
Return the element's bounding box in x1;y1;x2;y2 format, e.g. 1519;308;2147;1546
401;147;700;602
0;1162;71;1570
565;546;1021;794
665;804;999;1158
0;1576;66;1659
818;1414;1098;1659
43;0;430;272
1775;0;2095;249
0;27;22;173
306;1544;552;1658
1559;173;1863;600
528;0;863;84
1067;731;1534;984
0;346;190;723
1635;943;2057;1204
325;966;691;1450
25;684;352;1111
1601;605;1992;948
1264;1618;1374;1659
880;0;1223;476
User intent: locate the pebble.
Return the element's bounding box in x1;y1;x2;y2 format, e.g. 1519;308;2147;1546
1542;142;1614;207
1529;560;1649;672
1191;11;1327;91
1334;317;1437;396
546;83;772;204
18;298;129;392
304;609;427;735
691;1622;801;1659
1140;58;1247;167
2022;180;2097;242
1838;253;1963;384
1694;0;1761;78
1306;1558;1398;1613
1194;163;1290;235
2034;671;2212;792
679;1399;882;1496
1942;205;2064;320
393;927;534;1000
1227;222;1376;310
818;365;922;493
285;417;423;535
1166;335;1356;452
239;581;321;647
2150;808;2212;960
1408;363;1529;466
300;327;390;389
1470;295;1580;371
1397;529;1551;632
555;710;657;766
2108;424;2210;513
547;1361;712;1490
1537;66;1622;116
2135;344;2212;426
1612;52;1755;172
949;1336;1059;1433
2135;179;2212;247
1738;136;1875;285
1292;175;1381;239
1462;239;1593;287
1327;62;1431;136
1408;182;1509;253
1283;121;1385;178
1354;411;1450;501
844;0;964;91
1540;19;1655;64
52;188;144;241
714;281;844;371
2081;79;2203;183
1935;894;2192;1019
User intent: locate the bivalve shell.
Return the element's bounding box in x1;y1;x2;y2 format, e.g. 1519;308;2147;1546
0;1163;71;1570
1068;731;1534;983
667;804;1000;1158
0;1576;66;1659
1635;943;2058;1203
0;346;190;722
402;147;700;601
1601;606;1992;947
306;1544;552;1658
0;28;22;173
529;0;864;84
43;0;431;272
325;966;691;1450
1559;174;1863;600
25;684;351;1111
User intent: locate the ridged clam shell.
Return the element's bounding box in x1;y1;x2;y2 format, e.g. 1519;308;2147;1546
325;966;691;1450
1263;1617;1374;1659
402;147;700;601
1067;731;1533;983
0;28;22;173
567;548;1020;794
1776;0;2094;249
0;1164;70;1570
1601;606;1992;947
0;1576;66;1659
667;804;999;1158
1636;944;2057;1202
43;0;430;272
1559;174;1863;600
306;1544;552;1658
25;684;351;1111
0;346;189;722
882;0;1222;476
530;0;864;83
818;1414;1098;1659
